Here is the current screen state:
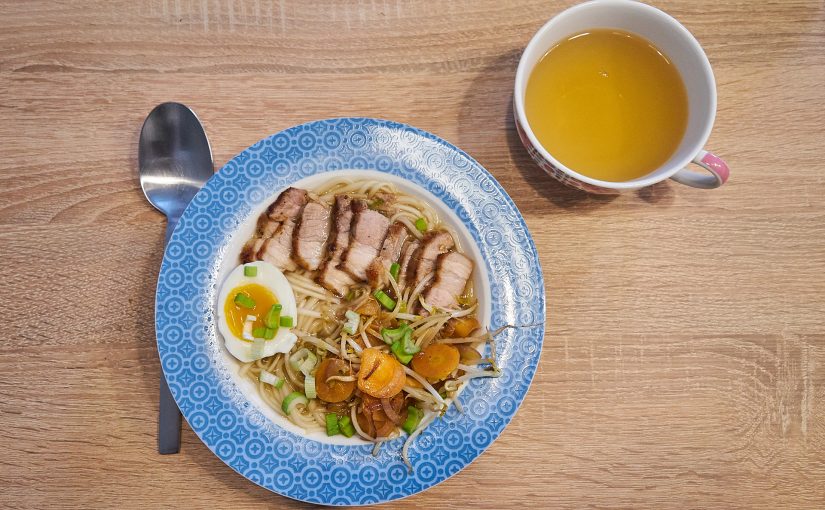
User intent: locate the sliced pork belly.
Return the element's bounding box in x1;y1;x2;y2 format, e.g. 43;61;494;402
396;239;419;289
407;230;454;288
422;252;473;310
367;221;409;287
317;195;356;295
340;201;391;281
240;187;308;268
293;201;331;271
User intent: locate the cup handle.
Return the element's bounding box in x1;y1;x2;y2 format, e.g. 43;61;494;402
670;150;730;189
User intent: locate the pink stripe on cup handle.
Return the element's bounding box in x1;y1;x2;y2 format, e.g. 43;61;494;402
670;150;730;189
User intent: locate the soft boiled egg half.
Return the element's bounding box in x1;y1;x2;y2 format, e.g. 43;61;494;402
217;261;298;362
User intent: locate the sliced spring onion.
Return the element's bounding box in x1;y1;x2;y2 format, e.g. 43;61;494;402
325;413;340;436
373;290;396;311
242;321;254;340
389;262;401;281
343;310;360;335
234;293;255;309
414;217;427;232
264;327;276;339
245;315;256;322
402;406;423;434
280;315;294;328
338;415;355;438
289;348;315;370
298;356;317;376
252;326;266;338
391;340;414;364
304;374;317;399
258;370;284;389
368;198;384;210
264;303;282;329
281;391;308;415
344;289;356;301
400;328;420;355
244;265;257;277
381;324;409;345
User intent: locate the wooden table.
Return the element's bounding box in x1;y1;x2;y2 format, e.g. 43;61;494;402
2;0;824;508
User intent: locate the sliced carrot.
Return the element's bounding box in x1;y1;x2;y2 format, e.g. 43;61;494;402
411;343;460;381
315;358;355;403
357;348;405;398
453;317;480;338
356;297;380;317
405;375;423;389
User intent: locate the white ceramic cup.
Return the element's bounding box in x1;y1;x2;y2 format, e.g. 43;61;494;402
514;0;730;194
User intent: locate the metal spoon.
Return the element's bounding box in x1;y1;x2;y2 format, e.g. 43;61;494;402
139;102;213;454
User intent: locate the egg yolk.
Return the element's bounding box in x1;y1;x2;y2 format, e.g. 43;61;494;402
224;283;279;340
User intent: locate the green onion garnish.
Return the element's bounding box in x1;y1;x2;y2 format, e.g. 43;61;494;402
373;289;396;311
381;324;409;345
402;406;423;434
368;198;384;210
264;327;276;339
325;413;340;436
343;310;360;335
344;290;356;301
338;415;355;437
391;340;414;364
280;315;294;328
414;217;427;232
244;265;257;277
259;370;284;388
400;328;420;356
281;391;308;415
389;262;400;281
234;293;256;309
304;374;317;399
252;327;267;338
264;303;282;329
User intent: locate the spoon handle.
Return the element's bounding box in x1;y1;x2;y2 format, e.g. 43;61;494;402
158;217;182;454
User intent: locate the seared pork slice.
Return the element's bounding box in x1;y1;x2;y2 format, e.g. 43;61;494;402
259;224;298;271
422;252;473;310
266;187;309;221
239;187;308;270
407;230;455;288
293;201;331;271
396;240;420;289
340;203;391;281
240;215;282;263
367;221;409;287
317;195;356;295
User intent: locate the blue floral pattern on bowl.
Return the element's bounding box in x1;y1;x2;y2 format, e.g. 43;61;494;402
156;117;545;505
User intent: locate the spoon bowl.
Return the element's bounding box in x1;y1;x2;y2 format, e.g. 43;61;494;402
139;103;214;224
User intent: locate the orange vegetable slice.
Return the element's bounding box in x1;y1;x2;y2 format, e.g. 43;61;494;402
411;343;460;381
357;348;405;398
452;317;480;338
315;358;356;403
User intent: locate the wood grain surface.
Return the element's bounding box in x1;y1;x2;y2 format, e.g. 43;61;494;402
1;0;824;508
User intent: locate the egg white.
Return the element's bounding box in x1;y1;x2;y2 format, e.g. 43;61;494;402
216;261;298;362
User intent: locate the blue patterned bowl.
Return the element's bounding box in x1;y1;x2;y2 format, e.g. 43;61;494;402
156;117;545;505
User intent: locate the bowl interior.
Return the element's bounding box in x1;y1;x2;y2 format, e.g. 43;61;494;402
215;170;493;444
